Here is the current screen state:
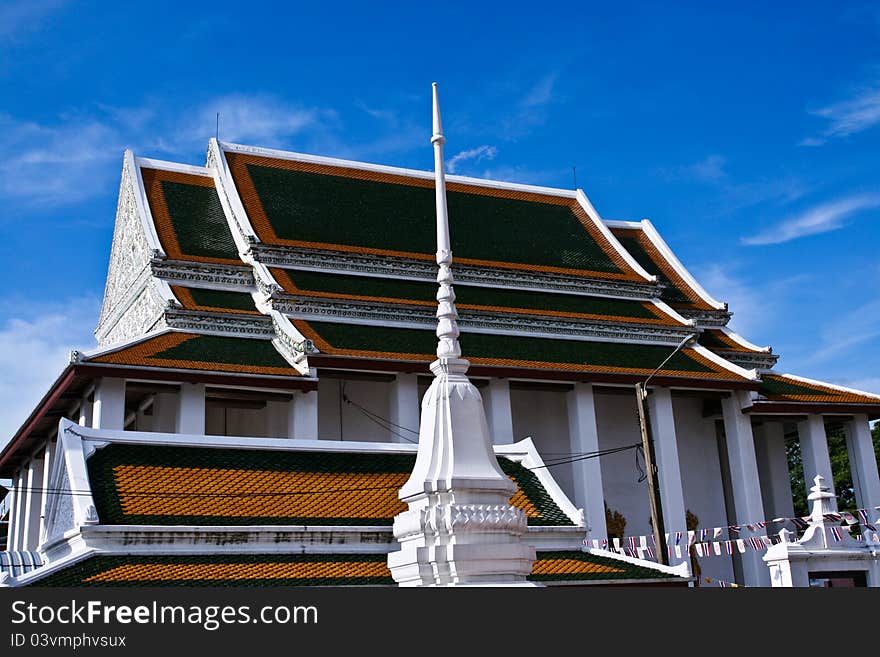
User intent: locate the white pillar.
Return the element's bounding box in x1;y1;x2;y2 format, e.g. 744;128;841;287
78;395;93;427
38;440;54;545
844;414;880;513
176;383;206;435
22;456;44;550
5;471;20;551
11;469;26;551
797;415;836;512
151;392;177;433
647;387;687;559
566;383;607;541
722;390;770;586
291;390;319;440
390;374;420;444
754;421;794;532
92;378;126;430
485;379;515;444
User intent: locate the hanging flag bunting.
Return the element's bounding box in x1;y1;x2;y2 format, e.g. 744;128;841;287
745;524;755;532
713;527;723;539
823;513;842;522
674;545;682;559
688;530;696;546
864;523;877;532
695;544;704;557
840;512;857;525
829;526;843;542
700;528;711;542
628;536;637;552
858;509;871;525
639;536;648;550
791;517;809;531
613;537;621;549
729;525;741;535
725;540;734;555
712;542;722;556
754;521;767;529
674;531;683;546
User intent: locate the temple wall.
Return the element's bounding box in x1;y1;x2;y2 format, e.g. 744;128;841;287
672;396;735;583
317;378;395;442
510;387;573;498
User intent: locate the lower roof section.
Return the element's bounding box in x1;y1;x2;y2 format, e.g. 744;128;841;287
82;330;304;378
88;442;574;527
27;551;683;587
296;319;752;384
750;372;880;418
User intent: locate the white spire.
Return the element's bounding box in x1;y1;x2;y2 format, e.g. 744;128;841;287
386;84;536;586
430;82;462;362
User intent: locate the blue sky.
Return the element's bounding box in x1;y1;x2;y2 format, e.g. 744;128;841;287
1;1;879;439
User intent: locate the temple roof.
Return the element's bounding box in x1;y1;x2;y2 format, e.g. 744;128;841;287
86;442;574;527
27;551;682;587
606;220;727;316
222;147;652;282
80;330;306;378
757;373;880;405
296;319;752;383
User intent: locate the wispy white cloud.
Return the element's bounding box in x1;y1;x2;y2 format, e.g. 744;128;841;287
479;164;565;187
0;0;67;43
191;94;330;148
447;145;497;174
693;263;807;340
800;296;880;366
677;154;728;182
0;295;99;448
520;74;558;109
501;74;559;138
801;83;880;146
742;193;880;245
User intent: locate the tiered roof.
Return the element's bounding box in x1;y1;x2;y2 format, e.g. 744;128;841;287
13;423;686;587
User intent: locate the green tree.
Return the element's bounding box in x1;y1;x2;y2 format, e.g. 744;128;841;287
787;420;880;518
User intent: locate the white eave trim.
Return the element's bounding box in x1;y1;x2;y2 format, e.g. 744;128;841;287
576;191;657;284
78;326;175;360
649;299;695;327
691;344;758;381
769;372;880;401
126;149;165;257
639;219;727;311
718;326;772;353
220;140;580;199
135;156;213;177
584;547;692;578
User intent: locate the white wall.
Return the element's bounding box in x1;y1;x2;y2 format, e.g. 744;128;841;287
672;396;735;583
594;391;653;541
510;386;574;502
317;378;395;442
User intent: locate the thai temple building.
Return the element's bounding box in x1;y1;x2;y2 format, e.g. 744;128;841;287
1;123;879;586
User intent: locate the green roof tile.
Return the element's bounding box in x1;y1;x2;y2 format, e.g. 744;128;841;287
279;269;660;320
614;235;691;306
149;335;290;369
305;320;717;374
185;288;258;312
247;164;622;274
758;376;836;399
161;180;239;260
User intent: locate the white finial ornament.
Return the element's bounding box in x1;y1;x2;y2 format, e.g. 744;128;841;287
386;84;536;586
430;82;462;364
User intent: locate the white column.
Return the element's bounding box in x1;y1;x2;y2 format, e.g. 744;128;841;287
844;415;880;513
722;390;770;587
91;378;126;430
754;421;795;531
38;440;54;545
5;470;20;551
484;379;515;444
78;395;93;427
11;470;26;551
291;390;319;440
151;392;177;433
797;415;836;512
566;383;606;541
22;456;44;550
265;400;290;438
390;374;420;444
646;388;687;558
176;383;206;435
